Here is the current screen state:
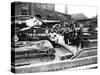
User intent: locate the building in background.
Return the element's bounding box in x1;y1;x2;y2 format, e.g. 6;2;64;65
11;2;55;20
54;11;71;22
11;2;71;22
70;13;88;20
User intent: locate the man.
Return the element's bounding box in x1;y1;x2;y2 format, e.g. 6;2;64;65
63;26;71;44
75;25;84;50
74;29;81;50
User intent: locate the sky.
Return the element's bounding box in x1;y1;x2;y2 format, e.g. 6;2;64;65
55;5;65;13
55;4;97;18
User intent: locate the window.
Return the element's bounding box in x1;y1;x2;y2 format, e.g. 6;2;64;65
21;9;28;15
21;3;29;15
